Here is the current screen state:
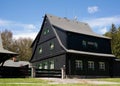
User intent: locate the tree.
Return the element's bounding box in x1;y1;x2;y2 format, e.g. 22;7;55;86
110;24;117;34
1;30;33;61
13;38;33;61
1;30;13;50
104;24;120;59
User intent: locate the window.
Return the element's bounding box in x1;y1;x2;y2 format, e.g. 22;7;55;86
75;60;83;70
94;42;98;48
99;62;105;70
88;61;94;70
50;42;54;50
43;62;48;69
43;28;49;35
46;29;50;33
39;47;42;54
49;60;54;69
38;63;42;69
82;40;86;47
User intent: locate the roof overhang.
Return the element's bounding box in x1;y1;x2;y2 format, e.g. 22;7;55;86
0;49;18;63
67;49;115;57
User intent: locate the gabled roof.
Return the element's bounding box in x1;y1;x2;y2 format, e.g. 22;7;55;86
46;14;110;39
46;14;115;58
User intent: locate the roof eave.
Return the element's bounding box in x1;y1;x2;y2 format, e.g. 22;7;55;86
67;49;115;57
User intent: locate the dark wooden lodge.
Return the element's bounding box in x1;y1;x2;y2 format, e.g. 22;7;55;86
30;14;119;78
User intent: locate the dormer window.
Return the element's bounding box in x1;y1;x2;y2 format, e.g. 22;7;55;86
95;42;98;48
82;40;86;47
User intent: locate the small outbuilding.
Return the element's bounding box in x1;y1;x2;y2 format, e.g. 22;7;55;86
0;34;18;66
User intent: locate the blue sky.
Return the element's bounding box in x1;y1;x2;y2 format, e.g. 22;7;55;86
0;0;120;39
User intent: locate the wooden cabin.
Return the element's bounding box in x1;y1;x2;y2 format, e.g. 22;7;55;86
30;14;117;77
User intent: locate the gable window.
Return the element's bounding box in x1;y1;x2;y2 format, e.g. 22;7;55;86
50;42;54;50
88;61;94;70
39;47;42;54
43;28;49;35
99;62;105;70
75;60;83;70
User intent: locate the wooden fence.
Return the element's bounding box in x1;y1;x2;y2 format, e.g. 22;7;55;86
0;66;29;78
35;69;61;78
0;66;62;78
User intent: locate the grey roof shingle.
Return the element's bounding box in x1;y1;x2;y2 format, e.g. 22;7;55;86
46;14;110;39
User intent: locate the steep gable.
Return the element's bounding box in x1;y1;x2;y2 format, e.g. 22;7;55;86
30;15;65;62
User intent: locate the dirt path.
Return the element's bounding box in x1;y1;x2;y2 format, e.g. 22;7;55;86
40;78;120;85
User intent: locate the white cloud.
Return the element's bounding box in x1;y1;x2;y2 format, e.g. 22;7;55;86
99;27;108;34
13;32;37;39
88;6;99;14
84;15;120;34
0;19;39;39
86;16;120;27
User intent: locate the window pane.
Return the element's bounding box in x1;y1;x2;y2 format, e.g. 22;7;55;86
43;28;49;35
39;63;42;69
49;60;54;69
43;30;47;35
43;62;48;69
46;29;50;33
88;61;94;70
39;47;42;54
99;62;105;70
82;40;86;47
75;60;83;70
50;42;54;50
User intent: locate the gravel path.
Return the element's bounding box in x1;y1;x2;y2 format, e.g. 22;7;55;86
40;78;120;85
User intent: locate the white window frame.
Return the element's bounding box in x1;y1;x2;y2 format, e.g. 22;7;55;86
88;61;94;70
75;60;83;70
99;62;105;70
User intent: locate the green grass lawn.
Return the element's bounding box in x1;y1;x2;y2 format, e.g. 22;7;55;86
0;78;120;86
95;78;120;82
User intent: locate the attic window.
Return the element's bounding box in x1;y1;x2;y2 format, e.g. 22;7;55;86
39;47;42;54
50;42;54;50
44;28;49;35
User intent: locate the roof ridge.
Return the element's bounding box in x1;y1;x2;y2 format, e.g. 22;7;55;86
46;14;110;39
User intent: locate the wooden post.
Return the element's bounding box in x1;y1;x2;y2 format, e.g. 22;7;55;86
61;65;66;79
31;64;36;78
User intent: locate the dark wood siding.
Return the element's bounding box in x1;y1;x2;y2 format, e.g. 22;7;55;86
66;53;112;76
34;54;66;70
31;17;65;62
67;32;112;54
38;18;55;43
53;26;67;47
